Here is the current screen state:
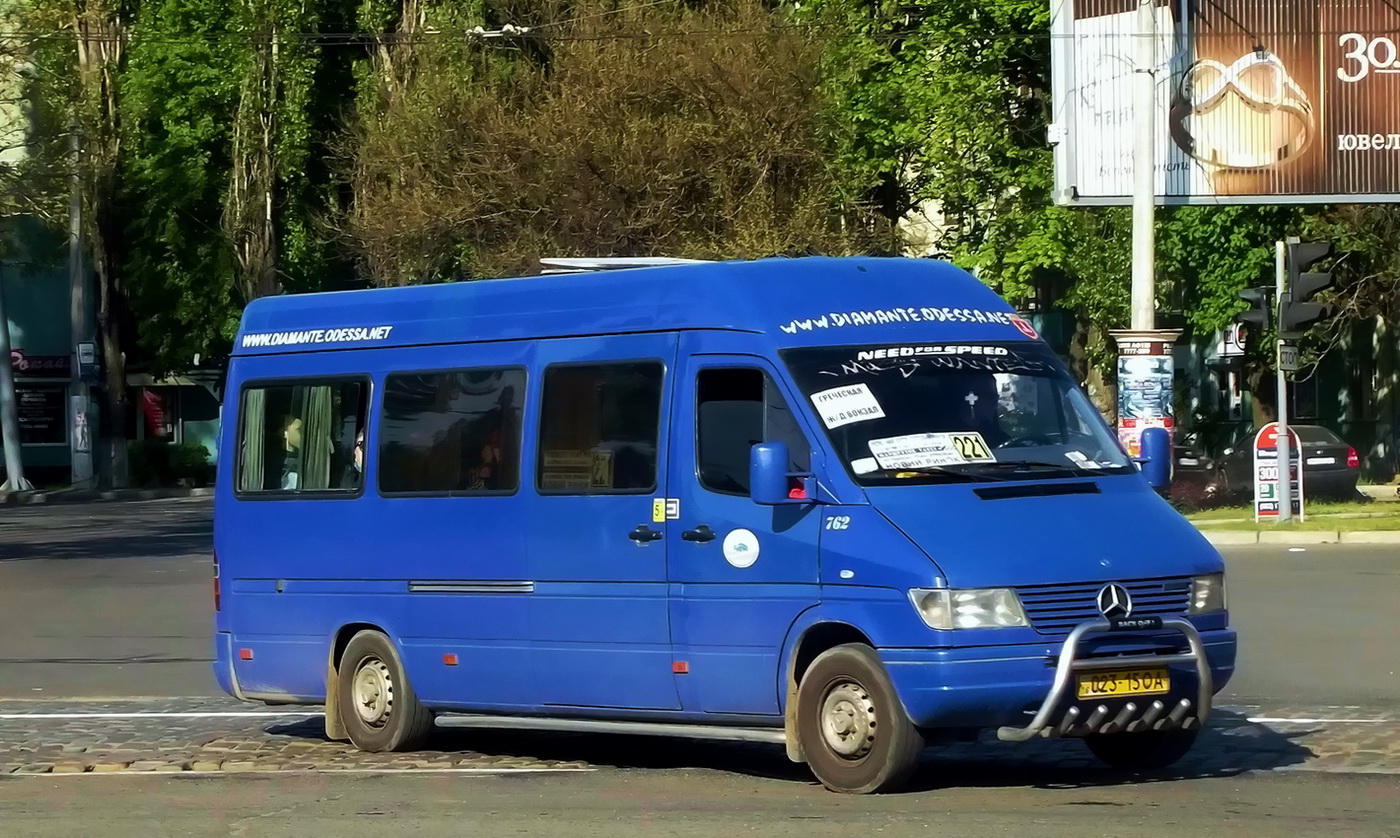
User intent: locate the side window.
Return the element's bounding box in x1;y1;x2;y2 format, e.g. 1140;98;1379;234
538;362;662;494
697;367;811;496
379;368;525;494
238;379;367;495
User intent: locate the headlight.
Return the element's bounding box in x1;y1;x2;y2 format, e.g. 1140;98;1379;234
1189;572;1227;614
908;588;1028;629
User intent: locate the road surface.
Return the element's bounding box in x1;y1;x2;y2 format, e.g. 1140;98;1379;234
0;497;1396;834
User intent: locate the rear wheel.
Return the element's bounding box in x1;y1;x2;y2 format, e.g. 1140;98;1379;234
336;630;434;752
796;643;924;794
1084;728;1198;772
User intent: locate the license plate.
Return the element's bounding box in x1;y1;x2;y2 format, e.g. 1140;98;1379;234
1076;668;1170;699
1306;456;1335;465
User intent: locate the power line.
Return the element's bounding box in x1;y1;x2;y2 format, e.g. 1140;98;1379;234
1;25;1398;47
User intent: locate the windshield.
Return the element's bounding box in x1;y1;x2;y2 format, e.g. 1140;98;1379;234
1293;425;1342;445
782;342;1134;484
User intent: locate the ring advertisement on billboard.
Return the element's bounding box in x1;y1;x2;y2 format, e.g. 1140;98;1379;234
1051;0;1400;204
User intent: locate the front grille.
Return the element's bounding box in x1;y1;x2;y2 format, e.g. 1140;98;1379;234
1016;577;1192;636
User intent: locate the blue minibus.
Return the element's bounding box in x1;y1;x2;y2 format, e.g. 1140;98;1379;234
213;256;1234;793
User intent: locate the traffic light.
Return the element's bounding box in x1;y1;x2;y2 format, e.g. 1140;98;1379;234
1237;286;1271;332
1280;240;1335;334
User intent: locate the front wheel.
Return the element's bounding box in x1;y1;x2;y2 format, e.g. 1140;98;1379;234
1084;728;1199;772
796;643;925;794
336;630;435;752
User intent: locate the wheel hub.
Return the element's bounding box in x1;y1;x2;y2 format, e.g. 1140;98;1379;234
820;680;877;759
352;657;394;728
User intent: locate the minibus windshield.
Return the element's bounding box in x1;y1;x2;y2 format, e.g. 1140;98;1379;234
783;342;1134;485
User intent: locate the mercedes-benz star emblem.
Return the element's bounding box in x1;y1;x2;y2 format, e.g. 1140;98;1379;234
1097;584;1133;619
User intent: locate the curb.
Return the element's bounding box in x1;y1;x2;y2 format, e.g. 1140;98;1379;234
1200;530;1261;545
1199;528;1400;546
1337;530;1400;544
1258;530;1338;545
0;487;212;507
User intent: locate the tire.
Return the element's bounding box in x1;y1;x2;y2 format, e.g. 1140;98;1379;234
1084;728;1199;772
336;630;435;752
796;643;924;794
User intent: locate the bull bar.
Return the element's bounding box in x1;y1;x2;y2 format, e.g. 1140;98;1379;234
997;616;1213;742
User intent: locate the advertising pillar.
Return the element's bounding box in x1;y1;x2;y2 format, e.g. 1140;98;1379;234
1110;330;1182;461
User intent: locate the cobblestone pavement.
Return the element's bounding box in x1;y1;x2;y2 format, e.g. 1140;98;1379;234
0;698;1395;782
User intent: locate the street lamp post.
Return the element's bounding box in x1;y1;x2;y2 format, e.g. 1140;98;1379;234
1111;0;1182;469
69;119;94;487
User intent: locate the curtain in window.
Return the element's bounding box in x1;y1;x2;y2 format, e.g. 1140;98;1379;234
302;385;335;490
239;389;266;492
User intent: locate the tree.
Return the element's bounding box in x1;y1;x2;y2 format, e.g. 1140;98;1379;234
121;0;351;376
24;0;139;487
225;0;333;302
120;0;243;374
340;0;881;284
798;0;1351;427
1302;206;1400;355
0;23;76;490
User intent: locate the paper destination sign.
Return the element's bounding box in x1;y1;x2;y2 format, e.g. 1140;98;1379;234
868;432;997;471
811;383;886;429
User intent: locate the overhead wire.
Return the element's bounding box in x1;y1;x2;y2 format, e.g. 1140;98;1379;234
0;19;1396;48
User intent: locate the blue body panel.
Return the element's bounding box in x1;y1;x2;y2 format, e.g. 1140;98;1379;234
863;478;1222;589
213;256;1236;734
233;256;1031;355
665;340;825;716
528;333;681;711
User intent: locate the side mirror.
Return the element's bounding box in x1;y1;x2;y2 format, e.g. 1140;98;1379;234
750;442;812;505
1139;427;1172;490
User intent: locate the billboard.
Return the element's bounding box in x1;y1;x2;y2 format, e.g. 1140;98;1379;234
1050;0;1400;204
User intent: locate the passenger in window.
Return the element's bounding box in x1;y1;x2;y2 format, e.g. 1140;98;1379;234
467;385;515;491
470;427;503;490
338;428;365;490
281;416;303;490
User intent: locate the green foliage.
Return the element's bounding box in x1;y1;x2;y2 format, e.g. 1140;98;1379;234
121;0;244;372
127;438;213;486
8;0;1399;388
799;0;1346;379
248;0;332;295
341;0;880;285
118;0;355;375
1157;205;1306;332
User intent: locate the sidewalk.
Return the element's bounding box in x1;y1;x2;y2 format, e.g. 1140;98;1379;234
0;487;212;507
1356;484;1400;502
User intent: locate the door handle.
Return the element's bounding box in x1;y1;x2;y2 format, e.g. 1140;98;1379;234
629;525;664;543
681;524;716;543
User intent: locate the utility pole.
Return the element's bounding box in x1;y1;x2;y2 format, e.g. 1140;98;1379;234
0;266;33;492
1111;0;1180;465
1269;237;1335;523
1274;240;1292;522
1130;0;1156;333
70;119;94;487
